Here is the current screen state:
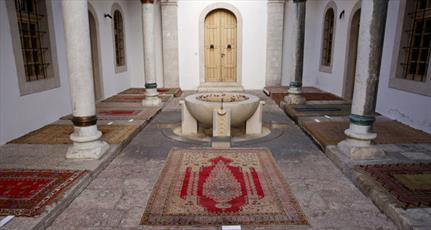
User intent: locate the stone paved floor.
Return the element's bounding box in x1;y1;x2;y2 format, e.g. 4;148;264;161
48;91;396;229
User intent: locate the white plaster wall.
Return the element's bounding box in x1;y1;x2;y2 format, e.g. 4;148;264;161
0;0;144;144
88;0;137;98
376;0;431;133
302;0;358;94
177;0;267;90
127;0;146;87
0;0;71;145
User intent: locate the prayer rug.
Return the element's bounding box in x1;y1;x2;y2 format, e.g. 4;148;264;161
157;88;183;97
61;107;160;121
356;163;431;208
8;124;140;145
263;86;322;96
302;92;343;101
301;119;431;150
269;91;343;106
101;95;171;103
285;104;351;122
141;148;308;226
0;169;87;216
120;88;182;97
119;88;146;95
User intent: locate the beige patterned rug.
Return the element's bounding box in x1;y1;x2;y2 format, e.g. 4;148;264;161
141;148;308;226
301;119;431;149
61;107;160;121
101;95;172;103
8;124;140;145
119;88;182;97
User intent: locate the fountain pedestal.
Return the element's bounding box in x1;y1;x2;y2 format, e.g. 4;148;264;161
180;93;265;139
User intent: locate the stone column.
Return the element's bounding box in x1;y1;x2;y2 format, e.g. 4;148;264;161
337;0;389;160
61;0;108;159
161;0;180;88
284;0;306;105
141;0;162;106
265;0;285;86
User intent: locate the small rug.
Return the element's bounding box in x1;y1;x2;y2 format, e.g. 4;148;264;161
302;92;343;101
263;86;322;96
285;104;351;122
101;95;171;103
141;148;308;226
8;124;140;145
0;169;87;216
157;88;183;97
301;119;431;149
356;163;431;208
269;91;343;106
61;107;160;121
119;88;182;97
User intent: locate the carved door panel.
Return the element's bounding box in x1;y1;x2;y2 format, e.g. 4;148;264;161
205;10;237;82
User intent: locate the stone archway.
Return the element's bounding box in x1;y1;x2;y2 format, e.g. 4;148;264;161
342;2;361;100
88;4;103;101
198;3;243;91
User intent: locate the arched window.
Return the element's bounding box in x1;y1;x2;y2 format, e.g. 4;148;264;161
321;8;335;69
113;9;126;70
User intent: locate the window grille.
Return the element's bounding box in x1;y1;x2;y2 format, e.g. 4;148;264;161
321;8;335;67
400;0;431;82
15;0;50;82
114;10;125;67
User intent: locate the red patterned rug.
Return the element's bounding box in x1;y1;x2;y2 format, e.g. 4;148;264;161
119;88;182;97
101;95;171;103
357;163;431;208
141;148;308;226
0;169;87;217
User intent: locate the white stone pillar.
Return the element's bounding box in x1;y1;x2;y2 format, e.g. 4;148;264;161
338;0;389;160
62;0;108;159
265;0;285;86
161;0;180;88
284;0;306;105
141;0;161;106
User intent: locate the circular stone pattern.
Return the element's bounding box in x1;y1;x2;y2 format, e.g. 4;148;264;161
185;92;259;127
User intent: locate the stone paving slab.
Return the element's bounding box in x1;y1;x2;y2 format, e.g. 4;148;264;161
48;91;396;230
325;144;431;230
0;94;174;230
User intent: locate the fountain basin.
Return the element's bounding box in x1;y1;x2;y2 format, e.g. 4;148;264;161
184;92;260;127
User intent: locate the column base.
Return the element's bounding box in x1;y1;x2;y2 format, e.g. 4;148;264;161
66;140;109;159
142;96;162;106
142;88;161;106
284;87;305;105
337;139;385;160
337;123;385;160
66;126;109;159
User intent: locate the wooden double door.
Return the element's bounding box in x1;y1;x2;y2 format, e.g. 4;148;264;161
204;9;237;82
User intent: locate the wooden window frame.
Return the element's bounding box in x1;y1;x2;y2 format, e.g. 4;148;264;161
111;4;127;73
6;0;60;95
319;2;337;74
390;0;431;96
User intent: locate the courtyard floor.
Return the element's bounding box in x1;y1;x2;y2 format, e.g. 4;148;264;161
5;89;431;229
39;91;397;229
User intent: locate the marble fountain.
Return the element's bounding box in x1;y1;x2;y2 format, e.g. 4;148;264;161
176;92;268;146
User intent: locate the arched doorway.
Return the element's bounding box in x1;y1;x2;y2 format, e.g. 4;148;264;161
204;9;237;83
88;9;103;101
343;8;361;100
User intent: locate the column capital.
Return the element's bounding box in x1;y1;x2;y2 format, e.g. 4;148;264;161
141;0;154;4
